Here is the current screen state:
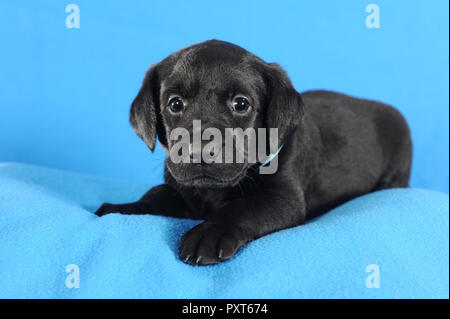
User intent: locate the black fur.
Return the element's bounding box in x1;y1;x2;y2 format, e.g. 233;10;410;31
95;40;412;265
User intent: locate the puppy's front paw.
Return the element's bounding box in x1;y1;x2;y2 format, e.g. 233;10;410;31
179;221;247;265
94;203;116;217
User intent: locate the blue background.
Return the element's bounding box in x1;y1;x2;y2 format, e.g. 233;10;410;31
0;0;448;193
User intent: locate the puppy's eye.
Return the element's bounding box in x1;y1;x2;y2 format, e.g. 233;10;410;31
168;96;184;113
232;97;251;113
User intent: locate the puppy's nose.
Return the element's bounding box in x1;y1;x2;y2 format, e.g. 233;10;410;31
188;143;221;163
188;143;202;163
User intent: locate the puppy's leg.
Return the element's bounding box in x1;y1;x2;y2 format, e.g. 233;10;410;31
95;184;191;219
179;189;306;265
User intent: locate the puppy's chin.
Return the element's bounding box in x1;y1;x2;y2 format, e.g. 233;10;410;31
186;176;237;188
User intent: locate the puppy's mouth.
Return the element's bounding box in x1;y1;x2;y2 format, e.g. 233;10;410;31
167;165;249;188
179;175;240;187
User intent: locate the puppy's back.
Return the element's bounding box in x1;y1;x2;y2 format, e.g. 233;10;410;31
300;90;412;215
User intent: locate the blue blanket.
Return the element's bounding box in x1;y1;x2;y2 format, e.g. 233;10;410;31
0;163;448;298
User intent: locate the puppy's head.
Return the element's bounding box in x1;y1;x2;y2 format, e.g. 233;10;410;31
130;40;305;188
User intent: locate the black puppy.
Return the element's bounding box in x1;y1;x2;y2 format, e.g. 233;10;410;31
95;40;412;265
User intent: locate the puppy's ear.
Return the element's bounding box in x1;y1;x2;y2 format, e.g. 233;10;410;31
129;65;164;152
263;63;305;146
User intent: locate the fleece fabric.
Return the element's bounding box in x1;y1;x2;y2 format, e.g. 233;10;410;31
0;163;448;298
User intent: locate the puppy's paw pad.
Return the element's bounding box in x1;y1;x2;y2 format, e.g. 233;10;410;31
179;221;246;265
